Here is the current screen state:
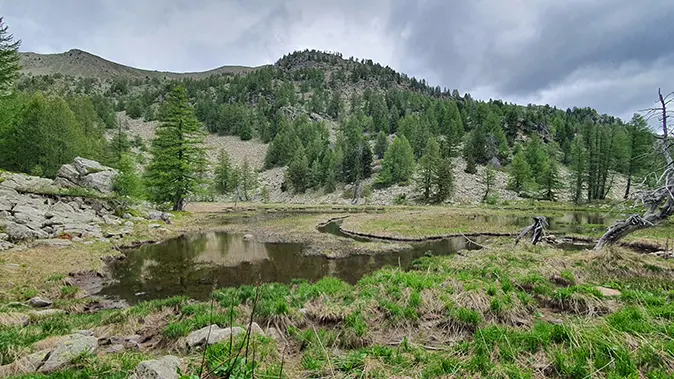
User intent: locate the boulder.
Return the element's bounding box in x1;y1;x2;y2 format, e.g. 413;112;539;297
249;322;264;336
28;297;53;308
243;234;254;241
0;173;54;192
131;355;181;379
147;211;172;224
0;349;51;376
82;171;116;194
102;215;122;226
186;325;245;348
73;157;107;175
596;286;621;297
6;222;48;241
0;233;8;241
0;241;12;251
57;164;80;183
37;334;97;373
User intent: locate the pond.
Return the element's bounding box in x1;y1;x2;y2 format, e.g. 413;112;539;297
101;231;488;303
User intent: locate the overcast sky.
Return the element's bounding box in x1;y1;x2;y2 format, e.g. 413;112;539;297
2;0;673;121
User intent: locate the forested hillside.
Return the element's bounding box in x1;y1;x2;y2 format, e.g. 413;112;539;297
2;35;658;205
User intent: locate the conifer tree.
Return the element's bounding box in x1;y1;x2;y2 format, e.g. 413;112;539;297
570;136;587;204
540;159;562;201
433;158;454;203
285;149;310;193
233;158;258;201
374;130;388;159
623;114;653;198
321;149;337;193
481;165;496;203
0;17;20;96
213;149;234;195
113;153;143;199
417;136;441;201
508;144;532;193
378;135;415;186
145;86;207;211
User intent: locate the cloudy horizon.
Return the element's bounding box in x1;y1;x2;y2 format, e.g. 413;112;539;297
2;0;673;122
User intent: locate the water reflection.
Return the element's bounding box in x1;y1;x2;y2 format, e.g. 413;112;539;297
101;232;486;303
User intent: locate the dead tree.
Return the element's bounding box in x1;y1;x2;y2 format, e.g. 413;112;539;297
515;216;548;245
594;89;674;250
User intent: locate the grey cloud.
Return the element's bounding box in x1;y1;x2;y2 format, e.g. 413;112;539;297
1;0;671;120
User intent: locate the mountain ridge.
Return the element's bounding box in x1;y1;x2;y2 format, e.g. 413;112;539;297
19;48;265;80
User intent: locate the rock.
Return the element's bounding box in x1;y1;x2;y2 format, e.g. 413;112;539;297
596;286;621;297
131;355;181;379
243;234;254;241
57;164;80;183
0;241;13;251
104;344;125;354
148;223;162;229
42;226;54;235
186;325;245;348
29;309;65;318
75;330;94;336
73;157;107;175
147;211;172;224
37;334;97;373
122;213;132;220
0;233;8;241
6;222;48;241
28;297;52;308
0;312;29;327
0;349;51;376
0;173;54;192
82;171;116;194
124;221;134;227
33;239;73;248
249;322;264;336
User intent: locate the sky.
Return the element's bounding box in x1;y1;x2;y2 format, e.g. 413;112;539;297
2;0;673;122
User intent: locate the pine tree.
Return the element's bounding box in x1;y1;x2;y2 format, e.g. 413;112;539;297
321;149;336;193
213;149;234;195
0;18;20;96
508;145;532;193
417;136;441;202
623;114;653;199
374;131;388;159
113;153;143;198
433;158;454;203
464;151;477;174
540;159;562;201
107;118;131;167
285;149;310;193
233;158;258;201
309;158;323;190
481;165;496;203
378;135;415;186
145;86;207;211
570;136;587;204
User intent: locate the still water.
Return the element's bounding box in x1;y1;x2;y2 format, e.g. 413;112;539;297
101;231;487;303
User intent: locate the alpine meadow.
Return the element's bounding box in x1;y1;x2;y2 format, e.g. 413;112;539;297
1;11;674;379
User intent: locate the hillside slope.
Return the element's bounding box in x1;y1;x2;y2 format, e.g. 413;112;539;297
19;49;262;80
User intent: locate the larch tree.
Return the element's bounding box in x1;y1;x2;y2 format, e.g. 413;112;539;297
416;136;441;202
145;85;207;211
213;149;235;196
569;136;587;204
374;130;388;159
623;114;653;199
0;17;20;96
508;144;532;193
378;135;415;186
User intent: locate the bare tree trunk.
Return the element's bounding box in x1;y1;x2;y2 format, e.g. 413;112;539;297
595;89;673;250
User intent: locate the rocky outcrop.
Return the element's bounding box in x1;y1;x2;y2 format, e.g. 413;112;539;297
37;333;98;373
186;325;245;348
131;355;181;379
54;157;117;194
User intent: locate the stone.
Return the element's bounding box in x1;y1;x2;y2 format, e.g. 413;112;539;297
6;222;48;241
82;171;116;194
596;286;621;297
0;233;8;241
29;309;65;318
0;349;50;376
124;221;134;227
33;239;73;248
102;215;122;226
104;344;125;354
42;226;54;235
148;223;162;229
249;322;264;336
28;297;53;308
147;211;172;223
0;312;29;327
37;334;97;373
131;355;181;379
122;213;132;220
50;202;75;214
57;164;80;183
0;173;54;192
243;234;254;241
0;241;13;251
75;330;94;336
186;325;245;348
73;157;107;175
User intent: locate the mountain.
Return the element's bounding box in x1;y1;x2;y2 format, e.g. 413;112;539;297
19;49;262;80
